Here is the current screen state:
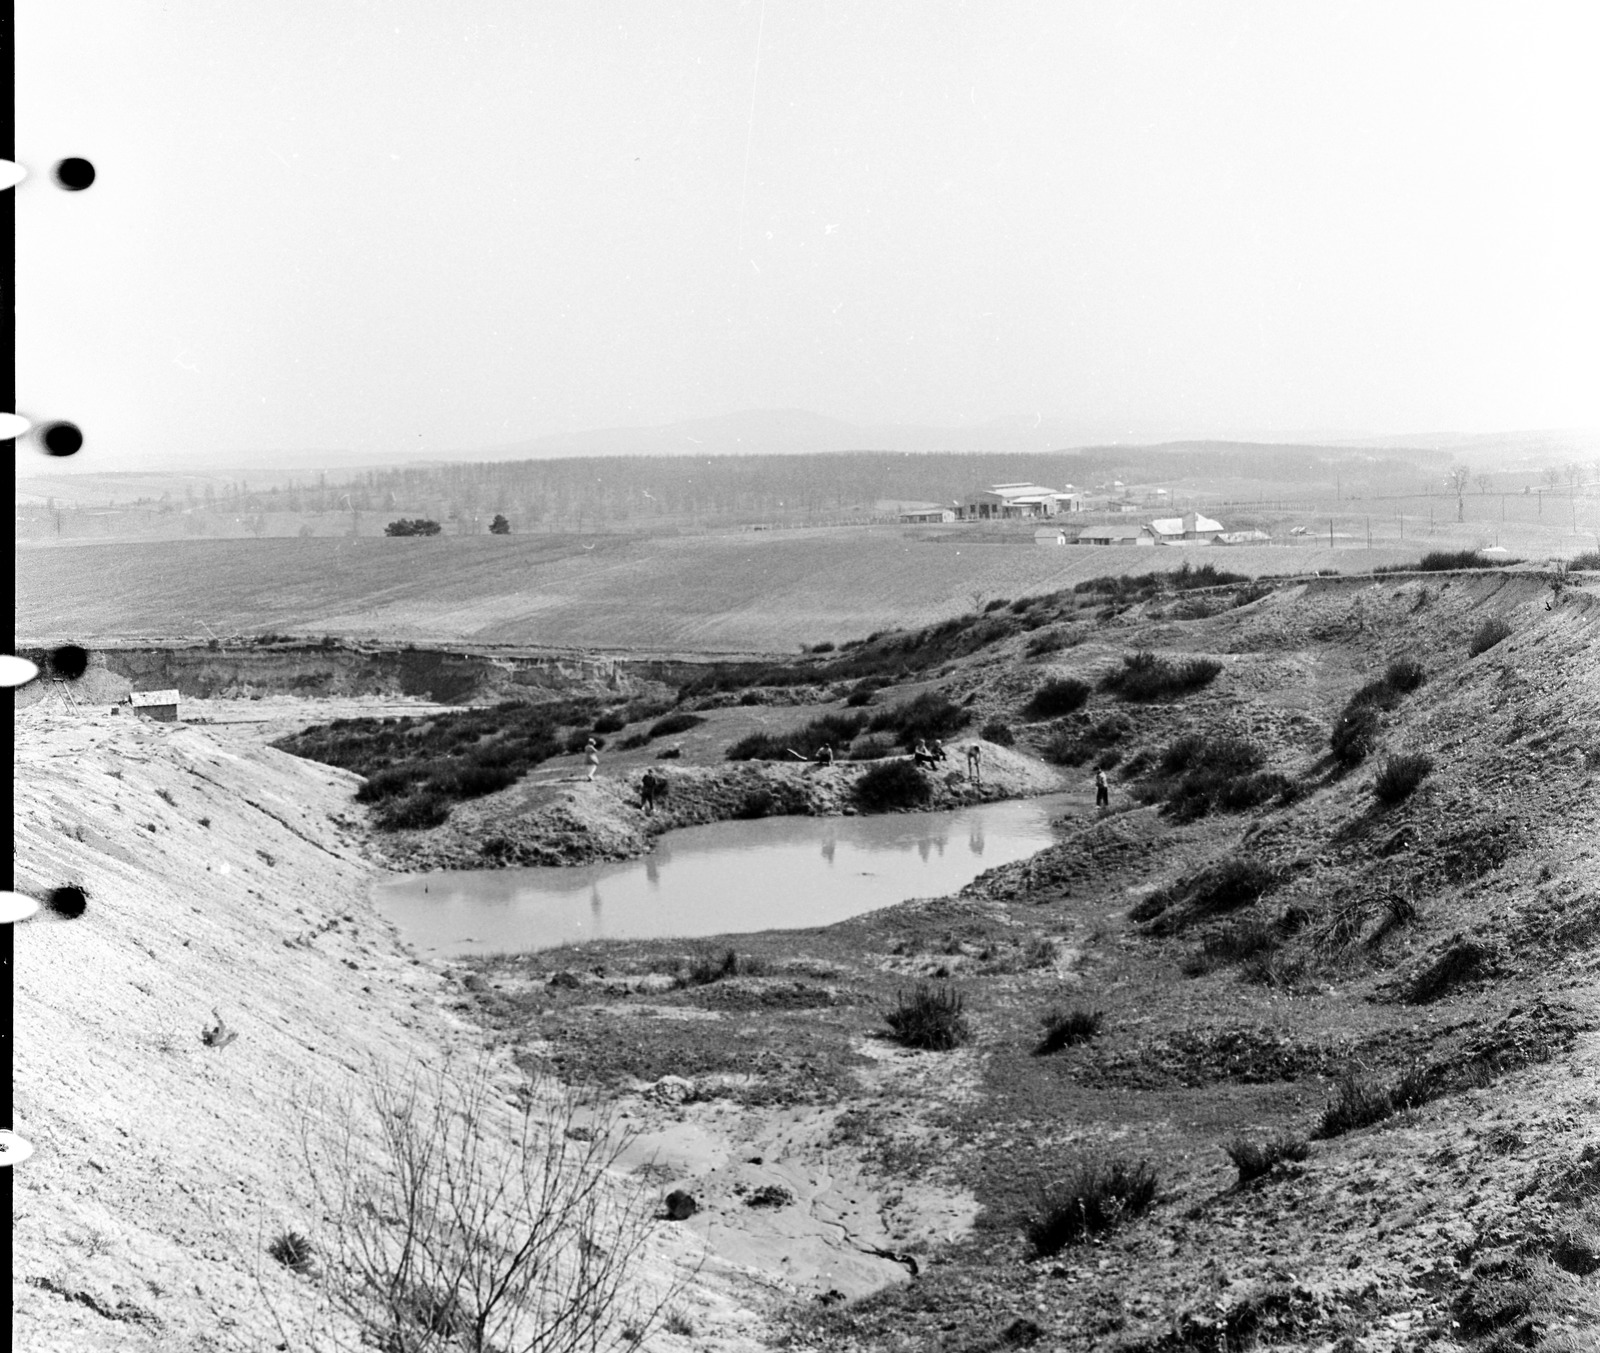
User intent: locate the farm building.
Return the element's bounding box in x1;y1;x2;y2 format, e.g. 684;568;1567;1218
957;483;1066;520
1148;512;1224;545
129;689;181;721
1033;527;1071;547
896;502;957;524
1077;525;1156;547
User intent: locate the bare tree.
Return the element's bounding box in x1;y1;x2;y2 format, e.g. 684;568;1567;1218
1542;466;1562;491
276;1059;679;1353
1474;473;1492;496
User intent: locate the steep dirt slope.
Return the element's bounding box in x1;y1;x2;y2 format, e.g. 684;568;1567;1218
9;711;762;1352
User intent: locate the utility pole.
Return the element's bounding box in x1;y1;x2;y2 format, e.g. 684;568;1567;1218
1366;516;1371;549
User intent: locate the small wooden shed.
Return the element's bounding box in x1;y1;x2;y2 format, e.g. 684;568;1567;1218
129;689;181;722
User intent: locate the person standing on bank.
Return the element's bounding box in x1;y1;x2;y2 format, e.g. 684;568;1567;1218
584;738;600;782
1094;768;1110;809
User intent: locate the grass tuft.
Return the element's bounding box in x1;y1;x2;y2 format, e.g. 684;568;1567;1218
1224;1135;1310;1183
1033;1008;1104;1055
267;1230;315;1274
1024;1160;1158;1256
855;759;934;812
1373;753;1433;805
1025;678;1091;719
885;983;970;1051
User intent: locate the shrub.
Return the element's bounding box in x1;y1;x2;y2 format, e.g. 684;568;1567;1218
1142;856;1279;934
855;759;934;812
268;1230;315;1274
1025;678;1091;719
809;641;836;653
1571;551;1600;571
1417;549;1508;571
1384;657;1426;694
1314;1073;1396;1138
735;788;775;820
983;598;1011;613
430;763;518;799
1403;939;1492;1003
844;685;877;707
647;712;705;740
1033;1008;1104;1055
847;737;896;761
1024;1161;1158;1256
679;949;768;986
619;732;650;751
355;767;416;803
1330;703;1381;767
1025;629;1072;658
1469;617;1513;657
374;791;451;831
1374;753;1433;805
885;983;970;1051
383;518;443;537
1183;919;1279;976
1224;1136;1309;1184
980;720;1015;747
867;691;969;746
1100;652;1222;702
298;1061;672;1353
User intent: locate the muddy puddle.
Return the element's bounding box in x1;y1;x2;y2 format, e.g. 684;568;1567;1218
374;793;1076;956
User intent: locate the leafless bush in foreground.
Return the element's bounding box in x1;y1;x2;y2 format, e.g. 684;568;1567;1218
274;1059;676;1352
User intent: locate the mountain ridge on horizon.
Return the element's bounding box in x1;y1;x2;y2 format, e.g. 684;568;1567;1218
25;409;1596;479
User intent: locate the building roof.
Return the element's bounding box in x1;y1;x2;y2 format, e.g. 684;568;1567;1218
1078;525;1150;540
130;689;180;706
1149;513;1223;535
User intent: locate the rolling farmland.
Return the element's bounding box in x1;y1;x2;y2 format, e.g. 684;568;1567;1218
18;528;1429;652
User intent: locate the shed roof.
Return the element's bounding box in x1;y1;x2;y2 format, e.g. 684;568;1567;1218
129;690;180;706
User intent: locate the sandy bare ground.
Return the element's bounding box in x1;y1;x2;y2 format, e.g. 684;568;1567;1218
11;701;998;1351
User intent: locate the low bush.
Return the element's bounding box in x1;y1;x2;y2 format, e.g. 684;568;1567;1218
593;711;628;734
355;767;416;803
884;983;970;1050
855;759;934;811
1384;656;1427;694
847;737;896;761
1183;919;1279;976
267;1230;315;1274
1469;617;1513;657
431;763;519;799
1024;1161;1158;1256
1330;703;1381;766
1100;651;1223;702
980;720;1015;747
1314;1067;1437;1139
374;791;451;832
1571;551;1600;571
1374;753;1434;805
1043;715;1127;767
1417;549;1511;571
1025;629;1072;658
983;598;1011;613
1025;678;1091;719
1142;856;1280;935
1224;1135;1310;1184
679;949;770;986
1033;1008;1105;1056
1403;939;1492;1003
866;692;969;747
727;710;869;761
618;732;651;751
647;712;705;740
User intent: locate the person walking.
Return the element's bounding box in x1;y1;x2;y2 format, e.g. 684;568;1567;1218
584;738;600;782
1094;768;1110;809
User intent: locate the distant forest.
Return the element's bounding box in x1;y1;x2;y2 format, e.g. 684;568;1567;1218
168;444;1445;532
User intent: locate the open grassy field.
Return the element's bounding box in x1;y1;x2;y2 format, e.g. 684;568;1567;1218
17;526;1446;652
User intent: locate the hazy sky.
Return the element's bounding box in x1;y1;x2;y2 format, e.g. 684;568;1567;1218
17;1;1600;471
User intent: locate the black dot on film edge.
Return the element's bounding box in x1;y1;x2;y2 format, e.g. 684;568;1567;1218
42;422;84;457
50;644;91;680
47;886;89;919
54;157;96;190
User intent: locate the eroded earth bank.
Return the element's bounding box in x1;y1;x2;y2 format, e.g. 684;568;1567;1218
14;566;1600;1352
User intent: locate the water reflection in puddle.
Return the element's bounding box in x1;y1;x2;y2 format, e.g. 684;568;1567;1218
374;793;1075;957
